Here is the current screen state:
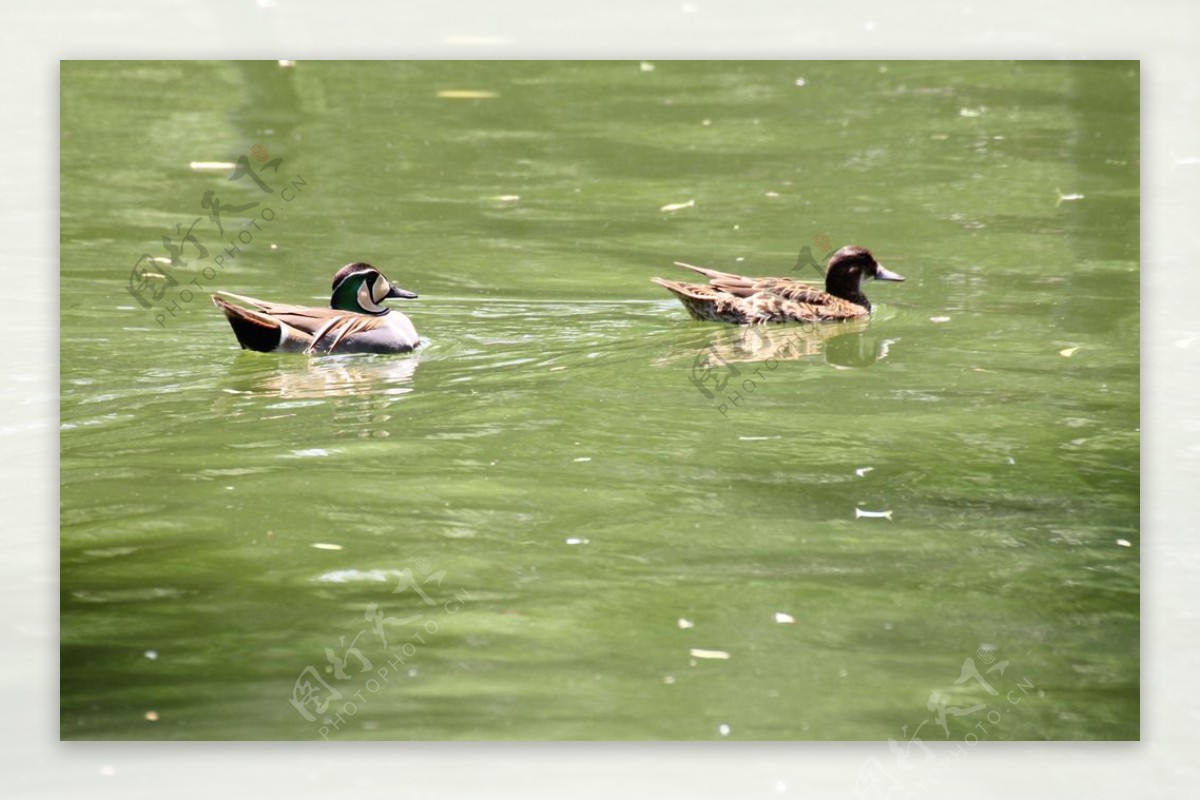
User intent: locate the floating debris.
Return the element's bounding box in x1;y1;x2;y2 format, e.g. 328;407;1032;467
739;435;780;441
573;457;592;463
774;612;795;624
855;508;893;520
436;89;498;99
188;161;237;172
1056;188;1085;206
277;59;295;68
1116;538;1132;548
690;648;731;660
677;618;695;630
144;711;159;722
640;61;656;72
959;107;984;118
930;316;952;323
718;723;731;736
1060;346;1081;357
311;543;343;551
660;199;696;212
565;537;589;546
855;466;875;477
487;194;521;202
794;78;807;87
144;650;158;661
663;675;676;684
764;191;780;198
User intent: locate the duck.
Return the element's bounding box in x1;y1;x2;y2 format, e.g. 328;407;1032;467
652;245;904;324
212;262;420;354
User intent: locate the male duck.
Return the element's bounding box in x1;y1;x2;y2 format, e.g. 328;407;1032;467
652;245;904;324
212;262;420;354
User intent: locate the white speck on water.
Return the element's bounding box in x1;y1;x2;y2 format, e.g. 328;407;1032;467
764;191;780;198
270;243;278;250
677;618;694;629
1007;456;1016;465
855;466;874;477
640;61;656;72
740;435;779;441
959;107;984;117
573;457;591;462
855;508;893;520
774;612;795;624
311;543;343;551
689;648;731;660
718;723;731;736
288;448;329;458
794;78;807;86
660;199;695;212
1060;346;1081;357
1116;539;1132;548
930;316;952;323
565;537;589;545
189;161;237;171
144;650;158;660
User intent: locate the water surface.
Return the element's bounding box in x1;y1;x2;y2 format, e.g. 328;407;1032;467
60;60;1139;741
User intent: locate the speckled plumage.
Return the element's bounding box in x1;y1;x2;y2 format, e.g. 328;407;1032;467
652;246;904;325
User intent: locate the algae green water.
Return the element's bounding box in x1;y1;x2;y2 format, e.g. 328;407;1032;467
60;61;1138;740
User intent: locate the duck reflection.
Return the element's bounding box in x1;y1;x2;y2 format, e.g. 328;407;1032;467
667;318;897;372
222;353;420;399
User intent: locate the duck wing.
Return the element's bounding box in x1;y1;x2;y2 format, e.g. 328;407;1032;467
673;262;823;301
212;291;395;354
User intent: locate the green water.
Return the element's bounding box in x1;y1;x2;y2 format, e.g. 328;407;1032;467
60;60;1138;741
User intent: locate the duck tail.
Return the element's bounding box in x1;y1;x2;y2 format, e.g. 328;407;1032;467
211;294;283;352
673;261;758;295
673;261;738;281
651;276;710;301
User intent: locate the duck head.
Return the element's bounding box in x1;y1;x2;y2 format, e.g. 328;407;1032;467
329;262;418;315
824;246;904;309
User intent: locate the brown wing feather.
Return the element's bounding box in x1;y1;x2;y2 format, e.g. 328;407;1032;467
672;262;823;301
213;291;393;354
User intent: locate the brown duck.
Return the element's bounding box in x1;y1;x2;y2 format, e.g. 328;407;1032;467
652;245;904;324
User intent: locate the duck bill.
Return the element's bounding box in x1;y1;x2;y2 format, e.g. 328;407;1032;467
386;285;419;299
875;265;905;282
